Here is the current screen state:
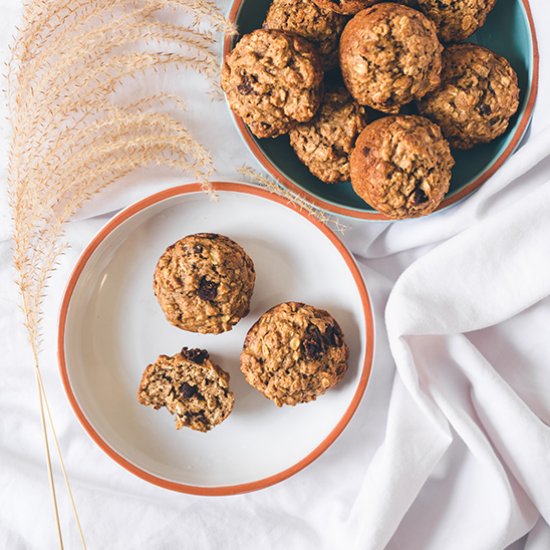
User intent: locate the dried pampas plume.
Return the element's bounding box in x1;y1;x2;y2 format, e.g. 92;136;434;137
6;0;234;546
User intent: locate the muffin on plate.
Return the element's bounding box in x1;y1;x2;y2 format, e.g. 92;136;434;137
350;115;454;219
263;0;346;70
339;3;442;113
138;347;234;432
416;0;497;42
418;44;520;149
154;233;255;334
221;29;323;138
241;302;349;407
289;87;368;183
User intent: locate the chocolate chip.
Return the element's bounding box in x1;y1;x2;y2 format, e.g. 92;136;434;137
303;325;326;360
412;187;428;205
181;347;209;364
237;75;253;95
193;244;203;254
190;410;208;426
324;324;343;347
479;103;492;116
179;382;198;399
197;277;218;301
363;147;371;157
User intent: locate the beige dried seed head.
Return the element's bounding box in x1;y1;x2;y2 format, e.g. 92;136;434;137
8;0;231;354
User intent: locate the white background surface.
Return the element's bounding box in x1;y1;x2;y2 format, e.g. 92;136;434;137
1;1;549;549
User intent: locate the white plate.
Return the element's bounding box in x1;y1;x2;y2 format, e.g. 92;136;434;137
59;182;374;495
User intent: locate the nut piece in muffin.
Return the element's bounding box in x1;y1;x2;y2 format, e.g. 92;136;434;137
339;3;442;113
138;347;234;432
241;302;349;407
350;115;454;219
418;44;520;149
221;29;323;138
154;233;255;334
416;0;496;43
289;87;368;183
263;0;346;70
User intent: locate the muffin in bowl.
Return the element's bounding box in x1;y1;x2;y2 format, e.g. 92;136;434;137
289;87;368;183
339;3;442;113
263;0;346;70
418;44;520;149
350;115;454;219
221;29;323;138
416;0;497;42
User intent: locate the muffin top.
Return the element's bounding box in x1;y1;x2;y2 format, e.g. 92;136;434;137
153;233;255;334
263;0;347;70
339;3;442;113
418;44;520;149
350;115;454;219
221;29;323;138
289;87;368;183
417;0;497;42
241;302;349;407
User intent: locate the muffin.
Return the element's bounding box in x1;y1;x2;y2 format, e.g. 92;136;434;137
418;44;520;149
221;29;323;138
138;347;234;432
350;115;454;219
289;88;368;183
416;0;497;42
241;302;349;407
153;233;255;334
263;0;347;70
339;3;442;113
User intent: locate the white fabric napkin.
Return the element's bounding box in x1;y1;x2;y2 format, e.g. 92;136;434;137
1;1;550;549
347;125;550;550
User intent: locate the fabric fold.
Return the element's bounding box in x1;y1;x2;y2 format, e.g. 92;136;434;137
347;132;550;549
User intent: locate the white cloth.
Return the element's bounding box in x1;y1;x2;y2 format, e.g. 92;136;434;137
1;1;550;549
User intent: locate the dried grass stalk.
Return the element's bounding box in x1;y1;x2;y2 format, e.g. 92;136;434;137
238;165;349;235
7;0;232;546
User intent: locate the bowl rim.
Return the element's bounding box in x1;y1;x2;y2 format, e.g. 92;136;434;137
223;0;540;221
57;181;375;496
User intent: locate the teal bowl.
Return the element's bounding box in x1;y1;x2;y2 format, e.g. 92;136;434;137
224;0;539;220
